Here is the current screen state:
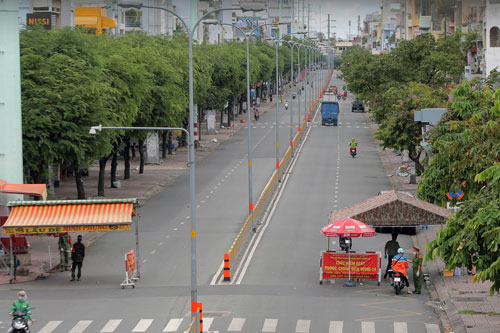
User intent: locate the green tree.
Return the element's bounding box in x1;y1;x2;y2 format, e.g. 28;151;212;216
374;83;448;175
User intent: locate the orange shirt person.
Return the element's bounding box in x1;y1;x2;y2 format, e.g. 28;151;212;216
392;248;412;294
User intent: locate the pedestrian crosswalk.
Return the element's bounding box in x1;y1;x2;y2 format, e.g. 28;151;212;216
36;317;441;332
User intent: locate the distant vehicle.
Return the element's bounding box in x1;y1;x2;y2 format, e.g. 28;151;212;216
321;101;339;126
329;85;337;94
352;100;365;112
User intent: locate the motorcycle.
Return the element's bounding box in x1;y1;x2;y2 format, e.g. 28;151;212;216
337;95;341;101
285;102;289;110
350;147;357;158
254;113;259;121
342;95;346;101
9;310;30;333
390;270;405;295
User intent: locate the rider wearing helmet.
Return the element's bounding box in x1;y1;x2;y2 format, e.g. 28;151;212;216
392;248;411;294
349;138;358;154
8;290;32;333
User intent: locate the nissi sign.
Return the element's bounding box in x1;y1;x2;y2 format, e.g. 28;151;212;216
26;13;52;30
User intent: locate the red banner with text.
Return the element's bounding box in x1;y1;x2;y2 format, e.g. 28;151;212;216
126;250;135;277
322;252;379;280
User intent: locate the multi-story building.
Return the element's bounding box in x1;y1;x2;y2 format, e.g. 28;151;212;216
485;0;500;76
381;0;404;50
22;0;177;35
362;11;382;51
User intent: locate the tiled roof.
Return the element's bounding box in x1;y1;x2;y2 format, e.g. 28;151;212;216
329;190;451;226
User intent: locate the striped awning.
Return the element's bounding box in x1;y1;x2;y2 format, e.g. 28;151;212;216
2;199;137;235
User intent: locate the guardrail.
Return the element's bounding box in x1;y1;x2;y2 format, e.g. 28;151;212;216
224;70;334;281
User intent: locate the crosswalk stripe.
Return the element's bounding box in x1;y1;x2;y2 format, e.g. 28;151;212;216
425;323;441;333
163;318;183;332
39;320;63;333
227;317;246;331
69;320;93;333
100;319;122;332
329;321;343;333
204;317;214;330
295;319;311;332
361;321;376;333
131;319;154;332
394;322;407;333
262;319;278;332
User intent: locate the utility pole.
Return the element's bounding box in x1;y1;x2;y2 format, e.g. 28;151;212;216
348;19;351;41
307;3;311;38
328;13;331;68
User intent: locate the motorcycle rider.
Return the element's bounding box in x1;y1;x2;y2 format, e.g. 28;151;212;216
284;100;289;110
8;290;32;332
349;138;358;154
392;248;412;294
337;92;341;100
253;108;260;121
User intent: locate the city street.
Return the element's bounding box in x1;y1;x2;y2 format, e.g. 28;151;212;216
0;73;441;332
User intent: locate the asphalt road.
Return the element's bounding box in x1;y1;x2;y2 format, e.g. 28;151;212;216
0;72;441;333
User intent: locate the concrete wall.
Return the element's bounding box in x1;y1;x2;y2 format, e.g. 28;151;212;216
485;1;500;75
0;0;24;205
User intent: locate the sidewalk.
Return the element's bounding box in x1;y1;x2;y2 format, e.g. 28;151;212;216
0;91;285;285
365;113;500;333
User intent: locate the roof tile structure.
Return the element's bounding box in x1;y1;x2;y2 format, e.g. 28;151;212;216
329;190;451;226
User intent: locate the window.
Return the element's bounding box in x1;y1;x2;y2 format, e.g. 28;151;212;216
491;26;500;47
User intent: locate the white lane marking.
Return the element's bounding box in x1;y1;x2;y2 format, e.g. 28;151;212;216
204;318;214;330
210;191;214;194
131;319;154;332
214;187;218;189
159;242;163;246
329;321;343;333
196;205;201;208
142;259;147;263
173;228;178;231
217;183;221;186
227;318;246;331
361;321;375;333
201;200;205;203
69;320;93;333
262;319;278;332
180;222;185;225
100;319;122;332
150;250;156;254
163;318;183;332
186;216;190;219
295;320;311;332
394;322;407;333
39;321;63;333
425;324;441;333
231;102;317;285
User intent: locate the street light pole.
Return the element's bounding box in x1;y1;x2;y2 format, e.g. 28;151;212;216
116;3;265;329
207;22;254;215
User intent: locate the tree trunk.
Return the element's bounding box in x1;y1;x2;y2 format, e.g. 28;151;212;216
239;95;244;114
138;139;145;174
167;131;173;155
111;149;118;188
97;155;109;196
162;131;167;159
75;167;86;199
123;136;131;180
410;149;424;176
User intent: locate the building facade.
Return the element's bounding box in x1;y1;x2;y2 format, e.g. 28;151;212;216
485;0;500;75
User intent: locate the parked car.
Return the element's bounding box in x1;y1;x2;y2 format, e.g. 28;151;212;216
352;100;365;112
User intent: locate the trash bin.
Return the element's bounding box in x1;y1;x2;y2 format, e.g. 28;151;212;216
410;174;417;184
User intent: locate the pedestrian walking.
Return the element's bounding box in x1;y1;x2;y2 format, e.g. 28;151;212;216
58;234;71;272
384;233;400;281
412;247;423;294
70;235;85;281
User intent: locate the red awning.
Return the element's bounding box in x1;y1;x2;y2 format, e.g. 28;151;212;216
2;199;136;235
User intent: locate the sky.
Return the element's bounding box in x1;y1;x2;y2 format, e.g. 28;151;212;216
306;0;382;40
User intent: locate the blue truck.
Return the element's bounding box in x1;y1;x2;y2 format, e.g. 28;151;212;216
321;101;339;126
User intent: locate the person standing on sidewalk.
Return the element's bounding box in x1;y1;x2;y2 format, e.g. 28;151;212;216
384;233;400;281
412;247;423;294
70;235;85;281
58;234;71;272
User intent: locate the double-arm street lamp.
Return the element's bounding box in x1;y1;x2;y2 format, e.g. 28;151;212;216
108;2;265;330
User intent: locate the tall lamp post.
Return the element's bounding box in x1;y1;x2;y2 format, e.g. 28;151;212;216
117;2;265;329
203;21;254;216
